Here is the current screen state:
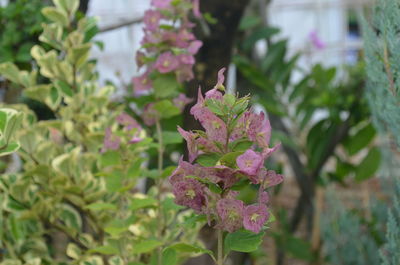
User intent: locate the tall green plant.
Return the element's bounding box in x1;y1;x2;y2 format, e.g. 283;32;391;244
380;182;400;265
362;1;400;264
234;17;380;263
362;0;400;147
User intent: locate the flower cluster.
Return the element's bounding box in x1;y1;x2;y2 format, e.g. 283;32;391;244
169;69;283;233
132;0;202;96
102;113;145;152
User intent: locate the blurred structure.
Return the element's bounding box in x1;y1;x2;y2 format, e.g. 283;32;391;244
87;0;150;89
86;0;374;92
268;0;373;67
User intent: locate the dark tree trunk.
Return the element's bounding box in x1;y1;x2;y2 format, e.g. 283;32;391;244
79;0;90;14
184;0;251;131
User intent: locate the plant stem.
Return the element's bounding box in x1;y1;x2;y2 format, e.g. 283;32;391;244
155;119;164;265
217;229;224;265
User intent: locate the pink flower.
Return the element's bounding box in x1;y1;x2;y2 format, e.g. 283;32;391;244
214;67;226;90
188;40;203;54
246;112;271;148
173;93;193;111
169;157;201;183
191;88;227;143
116;113;143;143
206;166;239;189
142;103;158;126
176;65;195;83
259;169;284;188
177;126;198;163
143;10;162;31
309;31;326;50
141;31;162;46
132;74;152;96
192;0;201;18
258;191;269;204
173;178;206;213
154;52;179;73
175;29;195;48
102;128;121;152
178;54;195;65
116;113;140;131
261;144;280;159
151;0;172;9
204;88;223;101
216;198;244;232
243;204;269;233
236;149;264;176
196;136;219;154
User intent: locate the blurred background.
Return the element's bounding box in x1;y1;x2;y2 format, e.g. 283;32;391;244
1;0;399;265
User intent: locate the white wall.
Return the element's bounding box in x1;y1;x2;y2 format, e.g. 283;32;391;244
88;0;150;89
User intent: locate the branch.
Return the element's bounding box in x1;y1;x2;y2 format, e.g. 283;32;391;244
98;17;143;33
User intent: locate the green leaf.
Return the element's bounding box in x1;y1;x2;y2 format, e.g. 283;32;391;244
104;226;128;237
161;166;176;179
180;214;207;229
100;150;121;167
153;100;181;119
55;80;73;97
261;40;288;72
153;74;180;98
109;256;124;265
85;203;117;211
132;240;163;254
343;123;376;156
225;229;265;253
60;204;82;232
0;142;20;157
0;62;21;84
218;151;243;168
239;16;262;30
67;243;82;259
230;140;253;152
196;153;220;167
130;197;158;210
169;243;213;256
277;233;313;261
68;43;91;68
105;171;123;192
205;99;224;116
233;55;274;92
42;7;69;27
54;0;79;16
89;245;119;255
355;147;381;182
160;131;182;145
243;27;280;51
162;248;177;265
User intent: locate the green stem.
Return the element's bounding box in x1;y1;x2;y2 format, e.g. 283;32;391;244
155;119;164;265
217;229;224;265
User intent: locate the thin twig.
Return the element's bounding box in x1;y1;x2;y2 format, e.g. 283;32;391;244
99;17;143;33
383;42;397;97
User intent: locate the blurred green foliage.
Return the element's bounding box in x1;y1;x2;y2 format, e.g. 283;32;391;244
235;14;382;264
0;0;48;68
